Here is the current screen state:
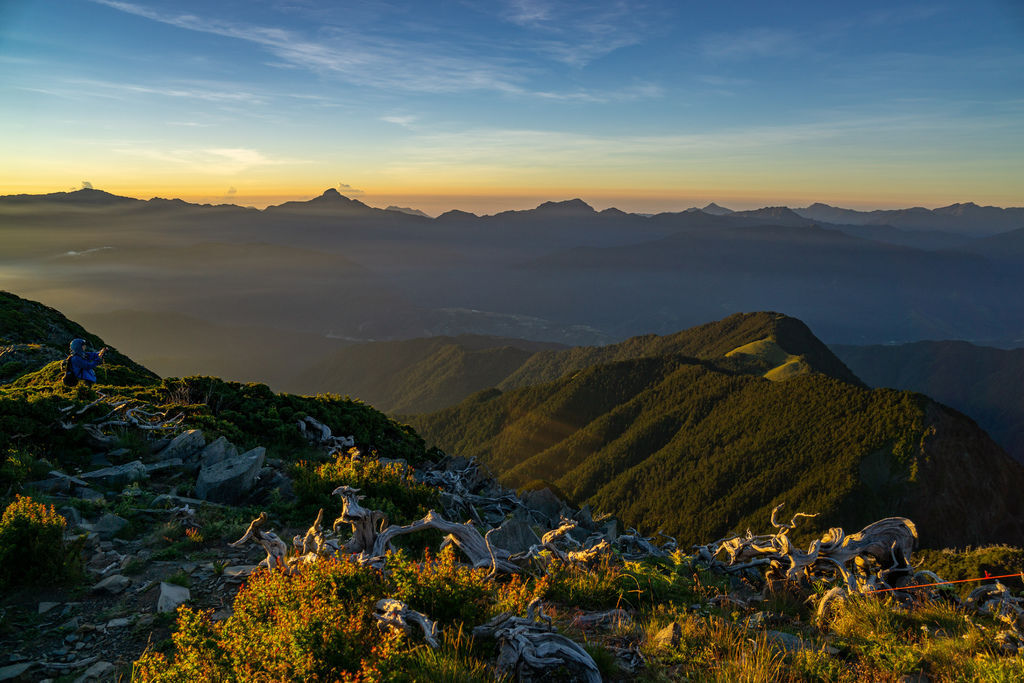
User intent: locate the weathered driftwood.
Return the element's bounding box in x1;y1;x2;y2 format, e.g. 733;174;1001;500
572;608;631;629
61;396;184;444
229;512;288;569
372;510;522;575
704;504;919;596
374;598;440;648
332;486;389;553
473;598;601;683
293;508;339;557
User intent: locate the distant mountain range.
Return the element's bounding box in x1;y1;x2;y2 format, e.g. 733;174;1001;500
410;312;1024;548
3;187;1024;389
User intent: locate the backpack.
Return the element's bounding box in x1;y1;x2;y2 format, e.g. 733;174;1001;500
61;354;79;387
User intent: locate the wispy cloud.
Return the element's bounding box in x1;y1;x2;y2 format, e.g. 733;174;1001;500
382;115;418;128
497;0;664;67
91;0;528;95
112;145;301;174
700;28;802;61
382;112;989;173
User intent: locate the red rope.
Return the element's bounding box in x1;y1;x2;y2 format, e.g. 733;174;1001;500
863;571;1024;595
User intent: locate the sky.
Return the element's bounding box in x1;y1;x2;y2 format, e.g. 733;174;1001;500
1;0;1023;214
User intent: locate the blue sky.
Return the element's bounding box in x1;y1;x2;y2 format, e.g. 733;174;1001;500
1;0;1022;213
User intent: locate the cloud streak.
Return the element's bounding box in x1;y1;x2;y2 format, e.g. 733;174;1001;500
91;0;528;95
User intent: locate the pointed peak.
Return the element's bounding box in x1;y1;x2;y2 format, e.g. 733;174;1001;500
702;202;734;215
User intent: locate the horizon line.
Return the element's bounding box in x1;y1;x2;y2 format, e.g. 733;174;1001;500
3;185;1022;218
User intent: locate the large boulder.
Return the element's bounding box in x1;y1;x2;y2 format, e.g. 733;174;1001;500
521;487;566;524
156;430;205;462
195;447;266;503
196;436;239;467
79;460;146;489
489;518;541;555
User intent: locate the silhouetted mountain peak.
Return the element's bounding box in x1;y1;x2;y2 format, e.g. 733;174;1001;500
702;202;734;215
534;198;595;214
385;205;430;218
436;209;479;221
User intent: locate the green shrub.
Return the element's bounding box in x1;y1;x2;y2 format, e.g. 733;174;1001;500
292;454;440;525
0;494;80;588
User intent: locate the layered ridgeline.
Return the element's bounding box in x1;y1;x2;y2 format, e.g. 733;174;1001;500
291;335;565;413
834;341;1024;465
412;313;1024;549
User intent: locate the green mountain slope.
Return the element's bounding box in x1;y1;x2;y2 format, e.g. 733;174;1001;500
1;290;158;385
498;311;864;391
413;318;1024;549
292;335;564;413
833;340;1024;464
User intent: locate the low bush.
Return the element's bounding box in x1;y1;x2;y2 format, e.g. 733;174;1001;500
0;494;81;589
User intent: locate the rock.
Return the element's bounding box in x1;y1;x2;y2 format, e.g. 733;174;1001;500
520;487;564;523
157;429;205;462
157;582;190;613
91;575;131;595
105;617;131;629
38;602;60;615
74;488;104;502
489;518;541;555
195;447;266;503
0;662;34;681
26;477;70;494
197;436;239;467
73;661;114;683
58;507;82;527
106;448;131;459
144;459;182;474
651;621;682;649
764;630;804;652
222;565;258;582
79;461;146;489
91;514;128;540
895;675;931;683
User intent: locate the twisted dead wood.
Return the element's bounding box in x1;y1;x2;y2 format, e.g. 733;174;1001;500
331;486;389;553
229;512;288;569
473;598;601;683
374;599;440;649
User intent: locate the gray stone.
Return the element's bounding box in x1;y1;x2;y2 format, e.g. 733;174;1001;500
521;487;564;522
79;461;146;489
222;565;258;581
489;519;541;555
58;507;82;527
105;617;131;629
195;447;265;503
91;514;128;540
144;459;182;474
197;436;239;467
26;477;69;494
651;621;682;649
157;430;205;462
74;488;105;502
106;448;131;459
73;661;114;683
157;582;191;613
0;662;33;681
764;630;804;652
91;574;131;595
38;602;60;615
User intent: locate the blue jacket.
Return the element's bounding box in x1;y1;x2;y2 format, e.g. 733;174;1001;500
70;352;103;383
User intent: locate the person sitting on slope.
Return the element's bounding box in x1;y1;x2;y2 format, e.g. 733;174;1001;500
68;338;107;385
